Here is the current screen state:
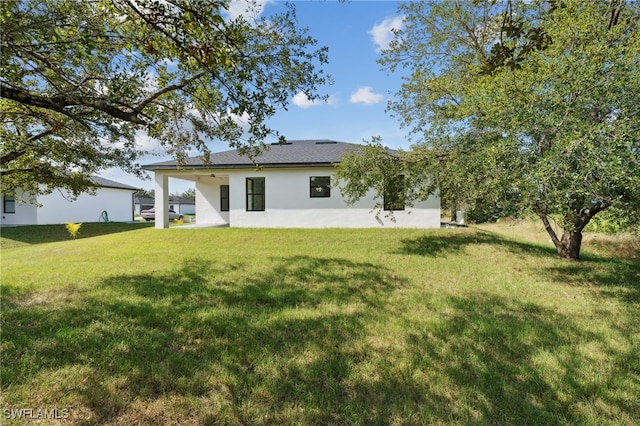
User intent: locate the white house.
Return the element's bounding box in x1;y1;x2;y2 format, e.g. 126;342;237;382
134;197;155;216
168;196;196;215
1;176;138;226
143;140;441;229
134;196;195;216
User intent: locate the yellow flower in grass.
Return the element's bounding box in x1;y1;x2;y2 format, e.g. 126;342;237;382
65;222;82;239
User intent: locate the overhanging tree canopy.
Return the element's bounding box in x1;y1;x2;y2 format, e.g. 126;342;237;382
1;0;329;197
336;0;640;260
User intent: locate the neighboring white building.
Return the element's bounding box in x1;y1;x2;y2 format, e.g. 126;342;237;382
1;176;138;226
134;196;195;216
143;140;441;229
168;196;196;215
134;197;155;216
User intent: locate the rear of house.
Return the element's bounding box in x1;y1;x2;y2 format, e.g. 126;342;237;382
144;140;441;228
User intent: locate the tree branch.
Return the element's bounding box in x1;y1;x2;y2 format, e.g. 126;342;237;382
608;0;624;30
119;0;244;109
0;167;36;176
28;128;55;142
578;200;612;229
135;71;207;111
534;204;562;248
0;149;27;165
1;83;147;125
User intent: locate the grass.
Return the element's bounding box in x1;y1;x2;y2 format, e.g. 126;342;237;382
1;222;639;425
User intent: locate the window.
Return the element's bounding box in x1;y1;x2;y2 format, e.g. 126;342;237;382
246;178;265;211
3;195;15;214
384;175;405;211
310;176;331;198
220;185;229;212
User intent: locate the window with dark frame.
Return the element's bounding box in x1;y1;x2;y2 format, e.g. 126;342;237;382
310;176;331;198
3;195;15;214
220;185;229;212
246;177;265;211
383;175;405;211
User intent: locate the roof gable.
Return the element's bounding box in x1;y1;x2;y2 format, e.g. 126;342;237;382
90;176;139;191
142;140;362;170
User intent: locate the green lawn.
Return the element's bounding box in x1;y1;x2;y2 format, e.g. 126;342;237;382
1;223;638;425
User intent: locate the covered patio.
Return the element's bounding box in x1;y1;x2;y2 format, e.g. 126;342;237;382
153;170;229;229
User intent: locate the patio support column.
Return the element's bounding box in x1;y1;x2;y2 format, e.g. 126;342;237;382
154;172;169;229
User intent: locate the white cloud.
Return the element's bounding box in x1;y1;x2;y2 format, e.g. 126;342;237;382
291;92;336;109
325;94;339;107
369;16;404;52
228;110;252;133
349;86;383;106
134;131;164;154
225;0;272;23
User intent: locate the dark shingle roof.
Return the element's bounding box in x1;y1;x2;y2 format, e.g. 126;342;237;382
168;196;195;204
90;176;139;190
135;196;194;205
134;197;155;205
142;140;362;170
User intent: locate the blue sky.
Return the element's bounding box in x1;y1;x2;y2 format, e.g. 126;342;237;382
105;0;410;193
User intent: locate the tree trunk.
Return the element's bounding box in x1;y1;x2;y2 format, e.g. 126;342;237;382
534;208;585;261
557;229;583;260
534;199;612;260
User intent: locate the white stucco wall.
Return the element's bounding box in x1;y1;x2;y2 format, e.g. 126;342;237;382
1;188;135;225
171;203;195;215
214;167;440;228
195;176;229;226
0;191;38;226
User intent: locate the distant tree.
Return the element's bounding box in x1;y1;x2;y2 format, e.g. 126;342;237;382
1;0;329;199
336;0;640;260
177;188;196;201
135;188;154;200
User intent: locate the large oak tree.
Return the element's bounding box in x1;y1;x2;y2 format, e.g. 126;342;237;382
336;0;640;260
1;0;329;198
